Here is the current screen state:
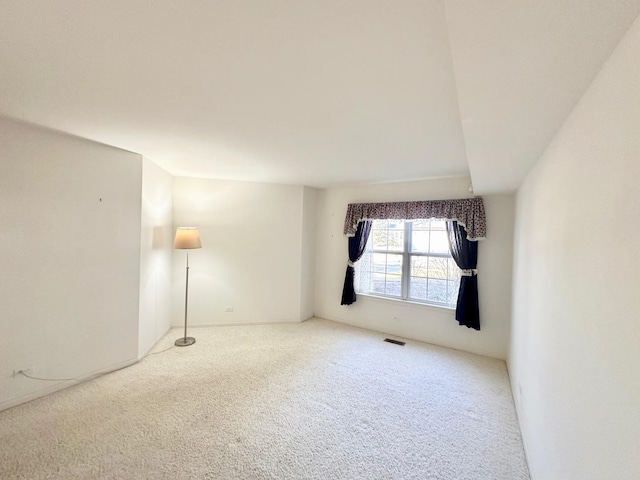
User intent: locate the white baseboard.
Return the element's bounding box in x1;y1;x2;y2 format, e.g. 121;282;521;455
506;362;534;479
316;312;504;360
170;319;304;328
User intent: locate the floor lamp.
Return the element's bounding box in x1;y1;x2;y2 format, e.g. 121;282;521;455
174;227;202;347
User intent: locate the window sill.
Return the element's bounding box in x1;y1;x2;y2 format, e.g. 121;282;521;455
355;292;456;313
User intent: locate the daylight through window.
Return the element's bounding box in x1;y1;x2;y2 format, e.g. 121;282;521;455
355;219;460;308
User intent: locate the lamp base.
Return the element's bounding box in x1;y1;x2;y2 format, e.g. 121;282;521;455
175;337;196;347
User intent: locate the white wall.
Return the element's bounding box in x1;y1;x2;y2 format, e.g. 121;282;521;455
171;177;313;326
300;186;317;321
0;117;143;410
314;177;514;359
509;15;640;480
138;158;173;356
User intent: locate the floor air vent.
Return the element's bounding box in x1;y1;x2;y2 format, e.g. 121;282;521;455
384;338;405;346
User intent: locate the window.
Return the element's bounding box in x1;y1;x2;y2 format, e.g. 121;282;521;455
355;219;460;308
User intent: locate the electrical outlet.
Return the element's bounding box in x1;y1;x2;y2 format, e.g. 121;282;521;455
13;366;34;378
225;306;233;312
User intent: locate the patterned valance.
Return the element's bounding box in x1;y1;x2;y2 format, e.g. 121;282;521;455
343;197;486;241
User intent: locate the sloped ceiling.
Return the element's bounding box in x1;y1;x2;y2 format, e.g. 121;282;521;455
0;1;639;193
445;0;640;193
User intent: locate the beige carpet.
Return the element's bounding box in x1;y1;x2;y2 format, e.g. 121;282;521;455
0;318;529;479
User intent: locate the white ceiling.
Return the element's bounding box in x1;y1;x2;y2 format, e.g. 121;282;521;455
0;1;638;193
445;0;640;193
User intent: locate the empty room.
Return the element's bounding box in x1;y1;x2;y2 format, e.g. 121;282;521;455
1;1;639;479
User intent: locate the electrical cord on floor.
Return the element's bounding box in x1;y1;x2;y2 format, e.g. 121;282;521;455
18;371;76;382
144;345;176;357
17;345;177;382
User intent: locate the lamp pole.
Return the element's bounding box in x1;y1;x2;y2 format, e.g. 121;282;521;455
174;227;201;347
183;250;190;341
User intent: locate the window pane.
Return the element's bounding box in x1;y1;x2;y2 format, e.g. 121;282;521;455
411;230;429;252
412;219;429;229
428;256;448;279
386;255;403;297
372;253;387;273
430;219;446;230
427;278;448;303
410;254;460;306
430;230;449;253
372;273;386;294
388;219;404;230
364;253;404;298
410;256;428;277
446;257;460;280
409;276;427;300
371;220;404;252
385;274;402;297
372;230;388;249
386;254;403;275
387;231;404;252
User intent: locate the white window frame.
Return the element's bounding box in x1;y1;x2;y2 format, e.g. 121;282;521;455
356;219;460;309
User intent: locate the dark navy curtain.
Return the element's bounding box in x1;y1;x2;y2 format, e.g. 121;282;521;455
446;221;480;330
341;221;372;305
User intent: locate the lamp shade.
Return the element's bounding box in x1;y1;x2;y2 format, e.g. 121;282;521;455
174;227;202;249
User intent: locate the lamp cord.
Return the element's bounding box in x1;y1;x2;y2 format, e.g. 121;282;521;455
19;371;76;382
17;345;177;382
143;345;176;357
